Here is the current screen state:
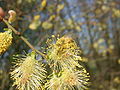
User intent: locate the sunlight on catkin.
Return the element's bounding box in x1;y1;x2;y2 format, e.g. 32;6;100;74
46;36;90;90
0;31;12;54
61;69;90;90
47;36;85;70
10;52;46;90
45;68;89;90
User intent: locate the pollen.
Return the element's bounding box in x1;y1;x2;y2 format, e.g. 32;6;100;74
47;36;82;61
55;36;78;59
0;31;12;54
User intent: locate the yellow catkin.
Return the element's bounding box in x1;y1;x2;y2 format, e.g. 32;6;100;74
47;36;84;70
47;36;78;60
45;68;90;90
10;52;46;90
0;31;12;54
61;69;90;90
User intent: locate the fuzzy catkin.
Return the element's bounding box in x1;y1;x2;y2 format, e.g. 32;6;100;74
46;36;90;90
0;31;12;54
47;36;84;71
10;52;46;90
45;68;90;90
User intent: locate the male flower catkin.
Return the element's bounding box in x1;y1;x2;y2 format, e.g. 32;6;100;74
46;36;90;89
47;36;84;70
60;69;90;90
10;52;46;90
0;31;12;54
45;68;89;90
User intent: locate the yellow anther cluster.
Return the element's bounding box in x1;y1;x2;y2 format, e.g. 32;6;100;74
0;31;12;54
47;36;84;70
48;36;80;61
55;36;78;58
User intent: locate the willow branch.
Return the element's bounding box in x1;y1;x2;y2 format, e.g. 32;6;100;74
2;18;46;58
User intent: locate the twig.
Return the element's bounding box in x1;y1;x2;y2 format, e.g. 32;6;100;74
3;19;20;35
2;18;46;59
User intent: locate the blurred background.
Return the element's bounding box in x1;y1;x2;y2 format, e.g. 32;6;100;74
0;0;120;90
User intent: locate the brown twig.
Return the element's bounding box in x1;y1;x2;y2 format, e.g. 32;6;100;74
2;18;46;59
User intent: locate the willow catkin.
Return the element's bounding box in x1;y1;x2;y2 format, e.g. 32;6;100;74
0;31;12;54
47;36;84;70
46;36;90;90
10;52;46;90
45;68;90;90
